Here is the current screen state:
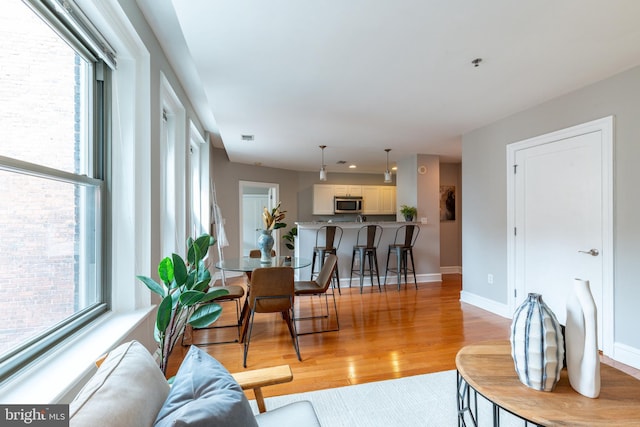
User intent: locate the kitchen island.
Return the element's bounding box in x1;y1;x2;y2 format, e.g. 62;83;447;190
295;221;421;289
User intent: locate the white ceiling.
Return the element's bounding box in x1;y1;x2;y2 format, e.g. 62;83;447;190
136;0;640;174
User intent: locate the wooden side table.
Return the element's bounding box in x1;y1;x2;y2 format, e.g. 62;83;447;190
456;341;640;426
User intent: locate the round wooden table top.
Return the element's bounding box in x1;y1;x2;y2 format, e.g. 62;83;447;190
456;340;640;426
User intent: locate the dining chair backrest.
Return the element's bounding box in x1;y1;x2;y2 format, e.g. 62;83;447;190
249;267;294;313
394;224;420;248
315;254;338;292
356;225;383;249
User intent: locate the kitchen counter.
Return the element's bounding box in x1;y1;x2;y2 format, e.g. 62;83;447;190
294;221;422;288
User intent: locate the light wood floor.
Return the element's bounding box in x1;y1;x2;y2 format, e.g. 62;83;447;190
167;274;639;398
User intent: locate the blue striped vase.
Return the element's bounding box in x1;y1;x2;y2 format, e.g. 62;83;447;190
510;293;564;391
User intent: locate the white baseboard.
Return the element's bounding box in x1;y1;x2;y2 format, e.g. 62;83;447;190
460;290;512;319
440;266;462;274
338;273;442;288
613;342;640;370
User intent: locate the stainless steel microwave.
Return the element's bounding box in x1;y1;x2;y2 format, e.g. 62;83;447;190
334;196;363;213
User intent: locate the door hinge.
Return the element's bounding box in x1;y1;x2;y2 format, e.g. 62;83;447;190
514;289;517;298
513;164;518;174
514;227;517;236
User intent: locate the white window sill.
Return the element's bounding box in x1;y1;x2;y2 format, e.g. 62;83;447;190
0;307;155;404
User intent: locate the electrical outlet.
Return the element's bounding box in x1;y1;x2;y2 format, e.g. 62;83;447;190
420;217;428;224
487;274;494;284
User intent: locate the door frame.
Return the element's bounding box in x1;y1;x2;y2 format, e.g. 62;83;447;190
506;116;614;356
238;181;280;258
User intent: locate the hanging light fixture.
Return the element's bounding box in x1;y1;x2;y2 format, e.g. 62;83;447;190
319;145;327;181
384;148;392;183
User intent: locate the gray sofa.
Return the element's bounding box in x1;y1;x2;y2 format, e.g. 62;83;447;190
69;340;320;427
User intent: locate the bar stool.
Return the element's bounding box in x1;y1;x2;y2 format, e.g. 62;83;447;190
349;224;383;293
310;225;342;294
384;224;420;290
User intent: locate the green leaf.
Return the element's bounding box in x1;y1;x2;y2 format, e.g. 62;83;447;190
193;277;212;292
172;253;188;286
273;222;286;230
136;275;166;297
158;257;174;284
156;295;173;332
189;303;223;328
188;234;213;265
179;290;206;306
199;288;229;303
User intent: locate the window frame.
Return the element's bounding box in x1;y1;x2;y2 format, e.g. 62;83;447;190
0;0;113;383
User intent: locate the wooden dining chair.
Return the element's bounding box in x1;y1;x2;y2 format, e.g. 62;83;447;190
243;266;301;368
294;254;339;335
182;277;246;346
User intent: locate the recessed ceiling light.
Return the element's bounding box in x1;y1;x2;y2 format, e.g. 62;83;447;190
349;164;357;169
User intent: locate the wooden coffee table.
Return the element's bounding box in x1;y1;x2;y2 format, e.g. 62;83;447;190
456;341;640;426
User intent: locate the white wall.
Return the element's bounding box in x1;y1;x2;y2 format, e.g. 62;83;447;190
462;65;640;367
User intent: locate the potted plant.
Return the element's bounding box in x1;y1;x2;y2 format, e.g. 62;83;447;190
400;205;417;222
282;226;297;253
136;234;228;375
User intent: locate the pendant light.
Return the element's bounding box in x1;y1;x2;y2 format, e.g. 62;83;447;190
319;145;327;181
384;148;392;183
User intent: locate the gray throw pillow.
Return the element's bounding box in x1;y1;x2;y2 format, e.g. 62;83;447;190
154;346;258;427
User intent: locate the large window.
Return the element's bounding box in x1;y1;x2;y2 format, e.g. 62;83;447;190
0;0;112;381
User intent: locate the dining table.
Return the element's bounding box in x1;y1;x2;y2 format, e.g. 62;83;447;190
214;256;312;342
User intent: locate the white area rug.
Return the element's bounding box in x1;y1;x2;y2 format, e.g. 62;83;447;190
250;370;523;426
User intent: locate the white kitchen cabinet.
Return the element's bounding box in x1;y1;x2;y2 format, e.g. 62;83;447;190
362;186;396;214
380;186;396;214
333;185;362;197
313;184;395;215
312;184;336;215
362;186;381;214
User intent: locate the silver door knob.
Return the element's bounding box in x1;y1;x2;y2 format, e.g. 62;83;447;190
578;249;599;256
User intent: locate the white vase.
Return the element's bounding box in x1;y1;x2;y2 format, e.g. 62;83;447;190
510;293;564;391
566;278;600;398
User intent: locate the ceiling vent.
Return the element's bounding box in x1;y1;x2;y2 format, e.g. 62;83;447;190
241;134;255;141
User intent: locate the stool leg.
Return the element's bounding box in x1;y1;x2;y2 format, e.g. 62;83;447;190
310;251;317;280
409;248;417;289
373;248;381;291
334;257;341;294
359;248;365;293
349;248;356;288
396;247;402;291
384;247;391;286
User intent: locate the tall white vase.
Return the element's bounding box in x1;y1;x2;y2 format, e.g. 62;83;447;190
510;293;564;391
566;278;600;398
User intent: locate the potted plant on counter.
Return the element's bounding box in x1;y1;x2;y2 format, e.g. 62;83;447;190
400;205;417;222
136;234;228;375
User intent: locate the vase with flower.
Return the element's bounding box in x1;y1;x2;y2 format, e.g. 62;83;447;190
258;202;287;262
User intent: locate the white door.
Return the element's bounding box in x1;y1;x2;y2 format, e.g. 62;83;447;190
508;117;613;354
239;181;279;257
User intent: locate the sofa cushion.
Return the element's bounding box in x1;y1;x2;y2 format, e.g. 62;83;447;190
154;345;258;427
69;340;170;427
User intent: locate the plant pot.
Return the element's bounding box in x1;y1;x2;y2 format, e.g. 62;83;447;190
404;215;414;222
257;230;274;263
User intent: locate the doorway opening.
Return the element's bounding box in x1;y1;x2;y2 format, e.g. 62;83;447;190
239;181;279;258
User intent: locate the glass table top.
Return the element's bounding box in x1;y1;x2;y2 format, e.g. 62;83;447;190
215;256;312;272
